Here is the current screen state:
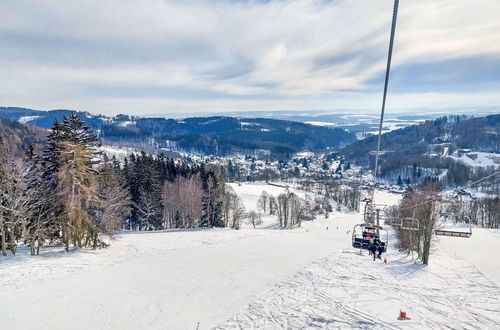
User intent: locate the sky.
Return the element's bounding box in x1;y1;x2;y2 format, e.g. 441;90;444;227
1;0;499;116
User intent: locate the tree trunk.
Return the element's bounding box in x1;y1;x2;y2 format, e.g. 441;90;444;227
9;232;16;255
1;227;6;256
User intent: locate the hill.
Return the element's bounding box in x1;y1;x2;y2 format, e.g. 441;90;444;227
0;107;356;158
1;185;498;329
341;114;500;186
0;117;47;157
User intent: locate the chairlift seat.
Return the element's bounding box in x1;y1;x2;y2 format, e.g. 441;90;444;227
352;238;387;252
435;230;471;238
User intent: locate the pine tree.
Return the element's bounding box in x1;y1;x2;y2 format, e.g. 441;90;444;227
44;113;101;251
201;171;224;227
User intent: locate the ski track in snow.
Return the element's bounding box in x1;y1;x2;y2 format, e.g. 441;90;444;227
215;248;500;329
215;188;500;330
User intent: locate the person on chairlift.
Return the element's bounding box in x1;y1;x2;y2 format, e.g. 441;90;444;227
369;238;381;261
376;238;384;260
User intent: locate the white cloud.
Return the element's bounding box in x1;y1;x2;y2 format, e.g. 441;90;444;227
0;0;499;114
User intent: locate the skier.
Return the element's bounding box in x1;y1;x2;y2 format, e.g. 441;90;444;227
369;238;380;261
377;242;384;260
367;237;374;255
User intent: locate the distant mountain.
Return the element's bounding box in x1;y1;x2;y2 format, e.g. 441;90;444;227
0;107;356;158
341;114;500;186
0;107;110;129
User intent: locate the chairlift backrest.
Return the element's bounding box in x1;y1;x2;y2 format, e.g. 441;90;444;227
435;213;472;238
435;229;471;238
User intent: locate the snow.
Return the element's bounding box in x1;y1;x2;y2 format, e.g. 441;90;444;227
217;243;499;329
437;227;500;287
227;182;310;227
239;122;259;126
18;115;40;124
304;121;337;127
0;184;499;329
228;182;288;212
448;151;500;168
118;121;135;127
98;145;138;160
294;151;315;158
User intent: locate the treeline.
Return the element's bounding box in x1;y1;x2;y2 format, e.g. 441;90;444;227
256;190;318;228
0;108;356;159
254;183;353;228
0;114;242;257
299;180;361;212
110;116;355;159
0;118;46;157
0;114;121;255
444;197;500;229
121;151;235;230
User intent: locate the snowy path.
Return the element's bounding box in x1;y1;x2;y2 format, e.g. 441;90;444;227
215;188;500;329
216;248;500;329
438;228;500;287
0;218;352;330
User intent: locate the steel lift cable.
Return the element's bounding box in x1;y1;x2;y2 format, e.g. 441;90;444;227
373;0;399;189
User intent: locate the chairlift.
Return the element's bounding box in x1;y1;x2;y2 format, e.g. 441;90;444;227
435;229;471;238
435;213;472;238
352;224;389;252
400;217;419;231
369;150;391;156
363;200;388;224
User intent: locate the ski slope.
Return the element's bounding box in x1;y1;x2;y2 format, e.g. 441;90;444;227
0;183;498;329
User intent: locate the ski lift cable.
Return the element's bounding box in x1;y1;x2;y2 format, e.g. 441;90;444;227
373;0;400;186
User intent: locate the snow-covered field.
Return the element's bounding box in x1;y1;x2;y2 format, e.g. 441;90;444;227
448;151;500;168
0;183;499;329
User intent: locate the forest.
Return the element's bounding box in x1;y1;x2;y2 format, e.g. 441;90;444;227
0;107;356;159
0;114;248;256
341;114;500;185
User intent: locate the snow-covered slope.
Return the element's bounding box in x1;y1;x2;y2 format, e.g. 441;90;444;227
0;184;498;329
448;151;500;168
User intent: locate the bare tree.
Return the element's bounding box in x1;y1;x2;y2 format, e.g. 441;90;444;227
257;191;269;214
398;183;441;265
277;192;291;227
230;193;245;230
0;159;28;255
221;185;234;227
268;195;277;215
93;160;132;245
163;175;205;229
248;210;261;228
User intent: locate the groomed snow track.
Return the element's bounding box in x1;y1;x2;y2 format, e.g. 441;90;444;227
216;248;500;329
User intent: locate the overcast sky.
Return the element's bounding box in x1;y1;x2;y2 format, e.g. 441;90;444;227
1;0;499;116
